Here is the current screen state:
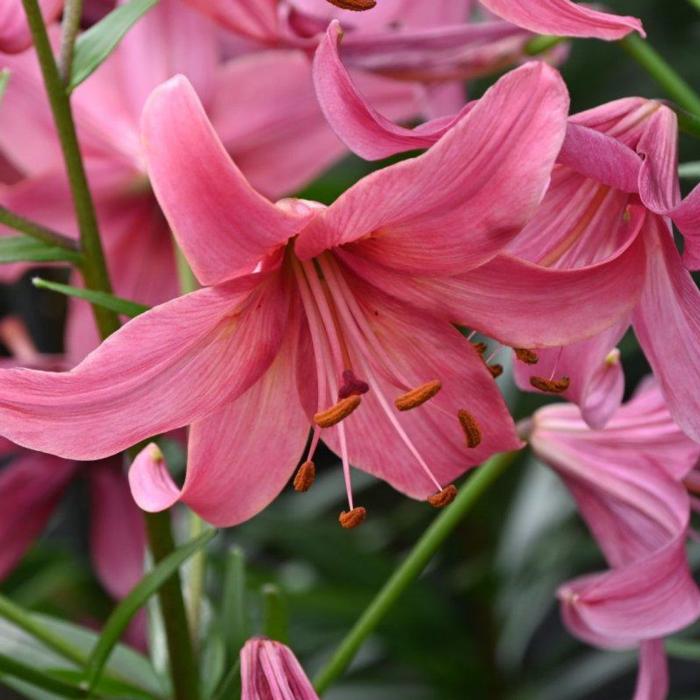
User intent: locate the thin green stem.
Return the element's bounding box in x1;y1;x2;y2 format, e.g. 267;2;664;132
680;161;700;179
23;5;200;697
0;593;85;667
0;205;80;252
21;0;119;339
58;0;83;82
524;35;565;57
619;33;700;117
313;451;518;694
145;511;201;700
186;511;207;645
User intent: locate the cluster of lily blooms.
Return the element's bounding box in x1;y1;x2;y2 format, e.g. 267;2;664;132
1;0;700;696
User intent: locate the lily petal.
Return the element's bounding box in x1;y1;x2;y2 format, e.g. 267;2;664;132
89;459;145;599
479;0;644;40
0;450;77;579
0;274;289;460
0;0;62;53
633;218;700;442
306;279;521;499
182;0;279;44
141;75;311;286
297;61;569;272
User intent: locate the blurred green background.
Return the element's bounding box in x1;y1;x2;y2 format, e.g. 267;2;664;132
2;1;700;698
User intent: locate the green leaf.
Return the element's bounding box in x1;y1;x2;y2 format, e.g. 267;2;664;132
85;529;217;692
679;161;700;179
0;613;164;699
0;69;9;104
0;653;85;698
0;236;81;264
32;277;150;318
69;0;159;90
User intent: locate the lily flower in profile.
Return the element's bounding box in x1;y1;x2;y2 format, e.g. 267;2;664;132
241;638;319;700
0;0;62;53
528;379;700;700
0;64;643;528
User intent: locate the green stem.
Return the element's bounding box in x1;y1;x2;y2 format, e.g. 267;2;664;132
524;35;565;57
145;511;201;700
619;33;700;117
313;451;517;694
680;161;700;179
0;593;85;668
687;0;700;12
58;0;83;82
186;511;206;645
22;4;200;696
0;205;80;252
21;0;119;340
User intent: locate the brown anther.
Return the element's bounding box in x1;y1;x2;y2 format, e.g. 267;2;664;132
293;461;316;492
339;507;367;529
514;348;539;365
394;380;442;411
325;0;376;9
488;364;503;379
530;375;571;394
458;410;482;448
428;484;457;508
314;395;362;428
472;342;488;356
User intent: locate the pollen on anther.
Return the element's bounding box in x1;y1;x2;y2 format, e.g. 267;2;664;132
293;461;316;492
514;348;539;365
530;375;570;394
339;507;367;529
325;0;376;9
458;410;482;448
314;395;362;428
488;364;503;379
472;342;487;356
428;484;457;508
394;380;442;411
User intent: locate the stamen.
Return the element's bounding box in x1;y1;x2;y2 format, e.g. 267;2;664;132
488;364;503;379
472;342;487;356
458;410;482;448
530;376;570;394
428;484;457;508
293;461;316;492
338;368;369;399
326;0;375;10
339;507;367;528
314;395;362;428
394;380;442;411
514;348;539;365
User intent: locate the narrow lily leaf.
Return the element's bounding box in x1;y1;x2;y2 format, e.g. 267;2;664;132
69;0;159;90
666;637;700;661
0;69;9;105
0;236;81;264
261;584;288;644
85;529;217;692
0;653;85;698
679;162;700;179
32;277;150;318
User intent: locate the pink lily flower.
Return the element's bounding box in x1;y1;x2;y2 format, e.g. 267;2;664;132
185;0;642;46
0;0;417;362
0;62;638;528
528;379;700;699
241;638;319;699
320;70;700;439
0;0;62;53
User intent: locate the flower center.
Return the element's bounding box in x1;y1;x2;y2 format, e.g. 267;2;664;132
291;253;461;526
